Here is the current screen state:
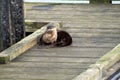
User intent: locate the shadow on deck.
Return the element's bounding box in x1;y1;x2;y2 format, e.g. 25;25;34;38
0;3;120;80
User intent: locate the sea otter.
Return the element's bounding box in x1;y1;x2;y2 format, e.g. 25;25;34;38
38;25;72;47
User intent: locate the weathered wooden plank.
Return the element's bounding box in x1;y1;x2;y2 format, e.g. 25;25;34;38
31;46;112;52
26;12;120;17
72;44;120;80
26;15;120;21
26;12;120;19
25;18;120;23
72;42;118;48
25;21;48;32
25;20;62;32
72;37;120;43
0;26;46;63
0;79;46;80
18;46;109;58
0;79;32;80
65;28;120;34
25;0;89;4
64;24;120;29
22;50;106;58
0;62;91;69
0;67;84;75
14;56;97;63
0;22;61;64
0;73;76;80
25;3;120;10
25;4;120;18
26;11;120;16
69;33;120;38
29;11;120;16
25;5;120;13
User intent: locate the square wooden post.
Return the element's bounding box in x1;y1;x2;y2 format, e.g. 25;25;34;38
10;0;25;44
0;0;11;51
0;0;25;52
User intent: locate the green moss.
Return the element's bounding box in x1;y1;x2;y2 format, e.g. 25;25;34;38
0;56;9;64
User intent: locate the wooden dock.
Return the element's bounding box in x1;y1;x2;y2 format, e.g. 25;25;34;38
0;3;120;80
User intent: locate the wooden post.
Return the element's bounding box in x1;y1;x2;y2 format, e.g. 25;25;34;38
10;0;25;44
90;0;112;4
0;0;11;51
0;0;25;52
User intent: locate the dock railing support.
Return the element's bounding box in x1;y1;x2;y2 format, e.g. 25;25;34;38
0;0;25;52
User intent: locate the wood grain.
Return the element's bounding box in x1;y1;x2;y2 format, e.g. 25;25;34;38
0;3;120;80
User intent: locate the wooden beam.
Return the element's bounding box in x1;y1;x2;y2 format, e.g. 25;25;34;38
25;21;48;32
90;0;111;4
72;44;120;80
25;20;62;32
0;22;61;64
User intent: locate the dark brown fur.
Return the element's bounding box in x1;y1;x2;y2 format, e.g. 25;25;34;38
54;30;72;47
38;30;72;47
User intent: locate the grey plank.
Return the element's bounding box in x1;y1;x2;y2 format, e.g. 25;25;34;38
72;42;118;48
65;28;120;34
22;50;106;58
0;62;91;69
14;56;97;63
0;67;84;75
72;37;120;43
69;33;120;38
26;14;120;20
0;73;76;80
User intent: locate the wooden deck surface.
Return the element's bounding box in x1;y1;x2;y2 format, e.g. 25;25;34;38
0;3;120;80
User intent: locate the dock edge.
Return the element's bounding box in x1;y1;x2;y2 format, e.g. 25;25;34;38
72;44;120;80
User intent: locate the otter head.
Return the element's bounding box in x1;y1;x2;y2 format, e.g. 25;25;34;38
42;25;58;44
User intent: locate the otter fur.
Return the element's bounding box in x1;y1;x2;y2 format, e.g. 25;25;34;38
38;25;72;47
54;30;72;47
